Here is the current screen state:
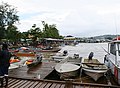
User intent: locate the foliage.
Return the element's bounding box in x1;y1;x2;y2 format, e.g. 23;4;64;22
42;21;60;38
0;2;19;40
21;32;29;40
6;25;21;42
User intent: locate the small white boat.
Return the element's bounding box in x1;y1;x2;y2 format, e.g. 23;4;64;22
9;56;31;69
52;50;68;62
9;64;19;69
26;54;42;67
55;63;80;79
55;53;82;79
82;59;108;81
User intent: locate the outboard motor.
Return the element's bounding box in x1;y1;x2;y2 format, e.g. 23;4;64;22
74;53;79;58
63;50;68;56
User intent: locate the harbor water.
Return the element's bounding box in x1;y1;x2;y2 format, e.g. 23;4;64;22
58;43;108;63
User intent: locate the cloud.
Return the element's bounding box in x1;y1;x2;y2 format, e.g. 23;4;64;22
1;0;120;37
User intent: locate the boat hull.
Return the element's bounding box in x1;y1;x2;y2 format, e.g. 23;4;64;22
14;53;35;57
55;63;80;79
58;69;80;79
83;68;107;81
36;48;61;52
82;59;108;81
52;55;68;62
105;56;120;84
27;55;42;67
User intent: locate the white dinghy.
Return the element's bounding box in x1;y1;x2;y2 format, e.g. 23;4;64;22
55;63;80;79
55;53;82;79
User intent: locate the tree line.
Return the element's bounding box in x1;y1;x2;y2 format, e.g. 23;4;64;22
0;2;63;44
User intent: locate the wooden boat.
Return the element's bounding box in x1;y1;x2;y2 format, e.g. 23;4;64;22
36;47;61;52
14;52;35;57
55;54;82;79
52;50;68;62
25;54;42;67
82;59;108;81
104;36;120;85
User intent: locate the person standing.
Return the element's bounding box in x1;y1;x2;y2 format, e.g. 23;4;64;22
0;44;12;87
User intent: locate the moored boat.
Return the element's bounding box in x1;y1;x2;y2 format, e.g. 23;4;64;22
55;63;80;79
52;50;68;62
36;47;61;52
14;52;35;57
25;54;42;67
55;54;82;79
9;56;32;69
82;59;108;81
9;64;19;69
104;36;120;85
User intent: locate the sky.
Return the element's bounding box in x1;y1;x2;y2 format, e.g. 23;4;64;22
1;0;120;37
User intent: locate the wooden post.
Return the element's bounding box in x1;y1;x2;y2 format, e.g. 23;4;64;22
65;79;73;88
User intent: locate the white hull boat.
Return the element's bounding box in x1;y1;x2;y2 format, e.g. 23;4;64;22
55;54;82;79
82;59;108;81
52;55;68;62
52;50;68;62
9;64;19;69
55;63;80;79
104;37;120;85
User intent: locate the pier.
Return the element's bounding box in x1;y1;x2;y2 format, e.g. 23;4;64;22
8;62;120;88
6;77;120;88
9;62;56;79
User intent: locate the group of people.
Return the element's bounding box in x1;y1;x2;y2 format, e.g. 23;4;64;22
0;44;12;87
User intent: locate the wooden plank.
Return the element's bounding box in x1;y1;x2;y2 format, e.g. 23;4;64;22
34;82;43;88
8;79;18;84
39;82;47;88
8;76;120;88
29;81;39;88
9;79;27;88
8;79;21;87
24;81;35;88
55;84;61;88
18;81;32;88
14;80;28;88
8;78;13;82
60;84;65;88
44;83;52;88
50;83;57;88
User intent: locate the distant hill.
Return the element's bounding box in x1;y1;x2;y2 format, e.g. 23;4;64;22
89;34;120;40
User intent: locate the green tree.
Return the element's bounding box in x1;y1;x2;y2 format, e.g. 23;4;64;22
28;24;42;46
21;32;29;42
42;21;60;38
6;25;21;43
0;2;19;41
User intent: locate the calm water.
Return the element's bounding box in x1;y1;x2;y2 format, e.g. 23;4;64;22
59;43;108;63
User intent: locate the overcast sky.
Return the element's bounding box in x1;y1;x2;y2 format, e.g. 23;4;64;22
1;0;120;37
